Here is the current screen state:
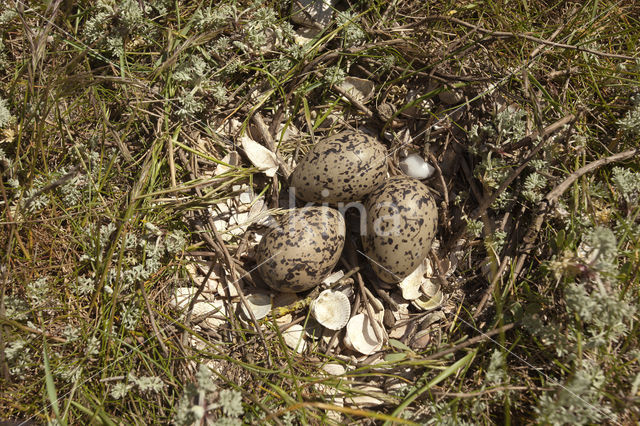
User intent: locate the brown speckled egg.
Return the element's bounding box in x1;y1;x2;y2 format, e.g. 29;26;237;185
256;207;345;292
290;132;388;204
362;176;437;283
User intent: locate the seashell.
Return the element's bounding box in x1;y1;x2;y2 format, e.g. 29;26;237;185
399;153;435;180
338;77;375;103
398;262;425;300
345;385;385;408
282;324;307;353
421;278;440;298
311;289;351;330
344;313;385;355
321;363;346;376
170;287;203;309
412;289;444;311
322;270;344;285
170;288;229;328
240;292;272;320
411;329;431;348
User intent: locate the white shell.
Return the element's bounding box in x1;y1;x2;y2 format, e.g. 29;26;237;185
170;288;229;328
322;363;346;376
344;313;384;355
338;77;375;103
322;270;344;285
240;135;279;177
240;292;272;320
198;300;228;328
412;290;444;311
399;153;435;179
170;287;202;309
311;290;351;330
282;324;307;353
398;262;425;300
345;385;385;408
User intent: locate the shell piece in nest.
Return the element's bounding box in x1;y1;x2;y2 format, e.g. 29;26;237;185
170;287;206;309
338;77;375;103
322;270;344;285
170;288;229;328
240;292;272;320
343;313;385;355
398;262;425;300
240;135;279;177
282;324;307;353
345;385;385;408
412;289;444;311
311;289;351;330
399;153;435;180
215;151;240;176
198;300;228;328
322;363;346;376
183;264;221;295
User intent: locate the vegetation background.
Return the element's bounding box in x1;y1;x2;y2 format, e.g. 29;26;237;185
0;0;639;424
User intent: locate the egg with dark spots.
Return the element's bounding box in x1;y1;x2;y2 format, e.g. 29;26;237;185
256;207;346;292
290;132;388;204
362;176;438;283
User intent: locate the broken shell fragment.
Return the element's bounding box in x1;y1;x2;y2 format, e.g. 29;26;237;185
321;363;346;376
282;324;307;353
398;262;426;300
240;292;272;320
399;153;435;180
338;77;375;103
344;313;385;355
311;289;351;330
170;287;204;309
412;289;444;311
170;288;229;328
345;385;386;408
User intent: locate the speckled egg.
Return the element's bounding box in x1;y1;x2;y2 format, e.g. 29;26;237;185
256;207;346;292
290;132;388;204
362;176;438;283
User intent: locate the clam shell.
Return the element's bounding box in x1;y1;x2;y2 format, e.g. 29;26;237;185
344;313;384;355
311;289;351;330
240;291;272;320
282;324;307;353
